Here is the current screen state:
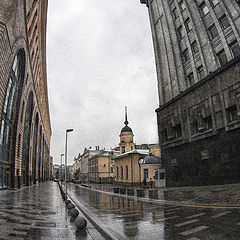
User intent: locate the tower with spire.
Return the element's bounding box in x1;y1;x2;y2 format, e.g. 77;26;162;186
119;106;135;154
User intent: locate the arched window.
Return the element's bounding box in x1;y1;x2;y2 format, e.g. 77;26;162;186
116;166;119;179
0;49;25;188
32;113;39;183
121;166;123;179
126;165;128;180
22;91;34;185
38;125;42;182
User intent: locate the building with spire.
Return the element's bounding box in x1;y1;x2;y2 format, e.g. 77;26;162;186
140;0;240;186
119;106;135;154
114;107;163;186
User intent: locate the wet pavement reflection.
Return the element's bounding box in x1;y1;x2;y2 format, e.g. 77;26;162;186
68;183;240;240
0;182;104;240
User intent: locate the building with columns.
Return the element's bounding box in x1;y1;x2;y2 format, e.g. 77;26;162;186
0;0;51;189
141;0;240;186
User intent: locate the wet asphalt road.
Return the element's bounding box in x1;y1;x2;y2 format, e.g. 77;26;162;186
68;183;240;240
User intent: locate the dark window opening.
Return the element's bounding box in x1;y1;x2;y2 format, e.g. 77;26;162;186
187;72;194;87
203;116;213;130
197;66;204;80
219;14;230;29
182;49;190;62
178;26;185;40
191;41;199;54
226;105;238;122
179;0;186;11
185;18;192;32
191;121;199;135
208;24;219;39
144;169;148;179
199;2;209;16
172;7;179;20
217;50;228;66
230;41;240;58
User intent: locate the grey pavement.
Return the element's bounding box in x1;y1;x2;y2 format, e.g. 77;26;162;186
0;182;104;240
67;183;240;240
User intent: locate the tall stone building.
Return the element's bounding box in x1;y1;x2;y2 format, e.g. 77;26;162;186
141;0;240;186
0;0;51;189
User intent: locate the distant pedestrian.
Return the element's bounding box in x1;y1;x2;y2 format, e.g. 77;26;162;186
143;178;146;186
149;178;153;189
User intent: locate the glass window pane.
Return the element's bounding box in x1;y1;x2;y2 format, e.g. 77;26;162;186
219;15;230;29
217;50;228;66
200;2;209;15
211;0;219;6
209;24;219;39
230;42;240;57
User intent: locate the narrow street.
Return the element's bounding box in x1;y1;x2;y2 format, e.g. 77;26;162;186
68;183;240;240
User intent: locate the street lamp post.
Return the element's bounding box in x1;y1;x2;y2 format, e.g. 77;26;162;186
65;129;73;200
60;153;64;186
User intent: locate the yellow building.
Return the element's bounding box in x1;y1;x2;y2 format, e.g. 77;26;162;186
114;149;149;185
89;151;118;183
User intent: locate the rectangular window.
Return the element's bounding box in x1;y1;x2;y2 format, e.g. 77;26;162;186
217;50;228;66
172;7;179;20
185;18;192;32
197;66;204;80
182;49;190;62
219;14;230;29
121;146;125;154
161;129;168;143
178;26;185;40
230;41;240;58
179;0;186;11
144;169;148;179
191;41;199;54
191;121;198;135
174;124;182;138
226;105;238;122
208;24;219;39
211;0;219;6
199;2;209;16
187;72;194;86
203;116;213;130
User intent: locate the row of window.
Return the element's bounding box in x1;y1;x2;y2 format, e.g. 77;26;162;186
185;41;240;87
199;0;219;17
208;14;230;40
161;105;239;142
121;145;134;154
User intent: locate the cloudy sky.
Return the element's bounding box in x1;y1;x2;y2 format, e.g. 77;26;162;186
47;0;159;165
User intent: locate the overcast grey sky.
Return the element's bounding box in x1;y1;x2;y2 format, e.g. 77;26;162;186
47;0;159;165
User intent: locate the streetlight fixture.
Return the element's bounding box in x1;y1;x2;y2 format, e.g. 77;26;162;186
65;129;73;200
60;153;64;186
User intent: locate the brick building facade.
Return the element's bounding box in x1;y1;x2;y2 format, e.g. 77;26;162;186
141;0;240;186
0;0;51;189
